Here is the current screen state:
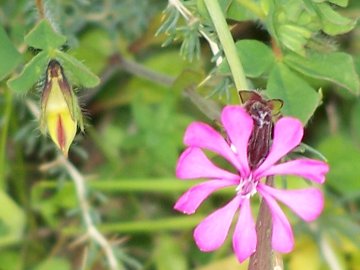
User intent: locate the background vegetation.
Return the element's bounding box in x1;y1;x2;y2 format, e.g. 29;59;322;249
0;0;360;269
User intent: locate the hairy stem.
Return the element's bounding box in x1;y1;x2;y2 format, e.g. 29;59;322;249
60;156;121;270
203;0;248;92
248;176;278;270
26;100;121;270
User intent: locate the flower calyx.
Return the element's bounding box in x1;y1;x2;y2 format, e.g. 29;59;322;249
40;60;83;157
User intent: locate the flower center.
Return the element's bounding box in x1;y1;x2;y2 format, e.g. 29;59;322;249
236;174;258;198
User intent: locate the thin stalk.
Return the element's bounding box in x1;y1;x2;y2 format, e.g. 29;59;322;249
0;87;13;189
203;0;248;92
26;100;122;270
60;155;122;270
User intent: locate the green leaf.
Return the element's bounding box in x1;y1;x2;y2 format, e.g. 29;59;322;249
55;50;100;88
0;25;22;80
285;52;360;95
25;19;67;50
68;29;113;74
266;63;321;124
235;39;275;78
317;3;355;35
7;51;48;93
278;24;312;55
218;39;275;79
318;134;360;194
0;190;25;246
226;2;257;21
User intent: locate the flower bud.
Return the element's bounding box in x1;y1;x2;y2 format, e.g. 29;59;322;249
40;60;82;157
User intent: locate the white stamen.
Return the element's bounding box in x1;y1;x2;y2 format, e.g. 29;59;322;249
230;143;238;154
236;175;258;199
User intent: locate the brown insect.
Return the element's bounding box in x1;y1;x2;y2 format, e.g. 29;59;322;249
239;90;283;170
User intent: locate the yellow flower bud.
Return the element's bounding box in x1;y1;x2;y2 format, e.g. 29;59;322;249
40;60;82;157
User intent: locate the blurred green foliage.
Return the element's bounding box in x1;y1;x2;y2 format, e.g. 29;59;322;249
0;0;359;269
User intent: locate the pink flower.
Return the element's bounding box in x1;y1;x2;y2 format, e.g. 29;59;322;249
174;105;329;262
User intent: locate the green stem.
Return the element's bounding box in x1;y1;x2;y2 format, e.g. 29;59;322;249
62;216;204;235
203;0;248;92
0;87;13;189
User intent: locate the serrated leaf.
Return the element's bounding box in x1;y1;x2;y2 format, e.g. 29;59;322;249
0;25;22;80
54;50;100;88
317;3;355;35
7;51;48;93
285;52;360;95
25;19;67;50
235;39;275;77
266;63;321;124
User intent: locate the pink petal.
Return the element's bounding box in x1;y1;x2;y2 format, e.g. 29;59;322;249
194;196;241;252
176;147;239;180
221;106;253;176
233;198;257;262
258;184;324;222
183;122;242;172
258;189;294;253
255;117;303;175
257;159;329;184
174;180;238;214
